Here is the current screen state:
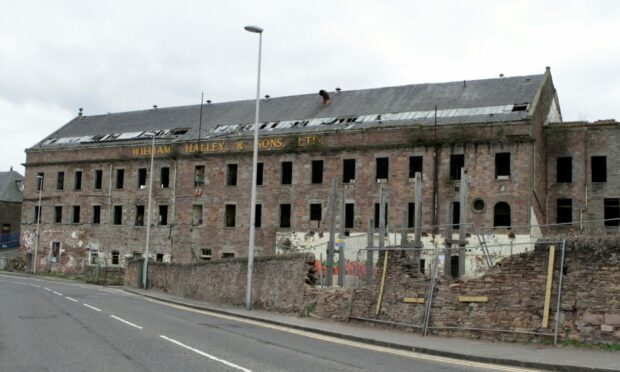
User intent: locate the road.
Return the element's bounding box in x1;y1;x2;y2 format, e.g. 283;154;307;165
0;274;535;372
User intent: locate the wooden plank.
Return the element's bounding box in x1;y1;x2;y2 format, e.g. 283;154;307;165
458;296;488;303
403;297;425;304
375;251;389;316
542;245;556;328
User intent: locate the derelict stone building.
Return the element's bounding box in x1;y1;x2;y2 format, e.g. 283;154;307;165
20;68;620;272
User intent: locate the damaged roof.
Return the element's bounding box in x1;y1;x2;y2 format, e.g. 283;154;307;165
32;73;545;149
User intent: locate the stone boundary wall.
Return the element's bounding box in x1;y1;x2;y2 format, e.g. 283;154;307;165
310;237;620;344
126;253;316;312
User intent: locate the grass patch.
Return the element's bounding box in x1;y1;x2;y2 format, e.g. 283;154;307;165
560;339;620;352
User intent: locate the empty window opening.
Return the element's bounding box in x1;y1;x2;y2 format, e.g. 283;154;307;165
345;203;355;229
280;204;291;228
419;258;426;274
256;163;264;186
54;206;62;224
409;156;423;178
452;202;460;229
255;204;262;228
92;205;101;224
343;159;356;183
493;202;511;227
116;169;125;189
312;160;324;184
74;170;82;190
192;205;203;225
221;252;235;259
138;168;147;188
200;249;212;261
450;256;459;278
450;154;465;180
310;203;322;228
111;251;120;265
51;242;61;263
156;253;164;262
72;205;81;224
472;198;485;212
604;198;619;226
556;157;572;183
160;167;170;188
194;165;205;187
113;205;122;225
158;205;168;226
225;204;236;227
281;161;293;185
94;170;103;190
132;252;142;259
227;164;238;186
36;172;44;191
591;156;607;183
556;199;572;224
57;172;64;191
374;203;389;228
376;157;389;181
511;103;528;112
495;153;511;179
135;205;145;226
90;250;98;265
408;202;415;228
34;206;42;223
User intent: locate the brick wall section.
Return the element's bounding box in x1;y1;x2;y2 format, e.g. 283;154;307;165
310;237;620;343
0;201;21;236
126;253;317;312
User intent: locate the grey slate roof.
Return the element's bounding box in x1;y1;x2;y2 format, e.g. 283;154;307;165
0;171;24;203
33;74;545;149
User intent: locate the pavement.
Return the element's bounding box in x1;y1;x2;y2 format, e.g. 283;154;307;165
123;286;620;372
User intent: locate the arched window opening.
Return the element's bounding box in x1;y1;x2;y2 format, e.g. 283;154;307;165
494;202;511;227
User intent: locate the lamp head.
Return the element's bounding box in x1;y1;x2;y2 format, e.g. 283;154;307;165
244;25;263;33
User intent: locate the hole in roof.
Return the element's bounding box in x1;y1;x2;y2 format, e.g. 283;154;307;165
512;104;528;112
171;128;189;135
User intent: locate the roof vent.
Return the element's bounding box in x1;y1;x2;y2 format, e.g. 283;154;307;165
499;73;504;78
319;90;330;105
264;95;270;100
78;107;83;117
335;87;341;93
153;105;158;110
206;100;212;105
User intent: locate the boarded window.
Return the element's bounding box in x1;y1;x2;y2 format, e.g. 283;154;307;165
495;153;510;179
138;168;147;189
51;242;60;262
556;157;572;183
311;160;324;184
409;156;423;178
280;204;291;228
90;250;99;265
225;204;236;227
113;205;122;225
94;170;103;190
604;198;619;226
343;159;356;183
160;167;170;188
374;203;388;228
194;165;205;187
226;164;238;186
222;253;235;259
376;157;389;180
255;204;262;228
452;202;460;229
192;205;203;225
345;203;355;229
92;205;101;224
116;169;125;189
135;205;145;226
591;156;607;183
72;205;81;224
450;154;464;180
493;202;511;227
57;172;64;191
158;205;168;226
256;162;264;186
74;170;82;190
556;198;572;224
54;206;62;223
111;250;120;265
281;161;293;184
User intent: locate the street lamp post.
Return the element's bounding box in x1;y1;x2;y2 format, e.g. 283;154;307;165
33;175;43;274
143;135;156;289
244;24;263;311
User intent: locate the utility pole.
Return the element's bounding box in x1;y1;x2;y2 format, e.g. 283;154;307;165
414;172;423;269
458;167;468;277
366;219;374;284
326;177;337;286
142;136;155;289
338;188;345;287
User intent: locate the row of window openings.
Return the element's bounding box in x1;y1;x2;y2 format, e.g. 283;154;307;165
37;205;169;226
556;156;608;183
36;168;171;191
52;246;166;265
555;198;619;226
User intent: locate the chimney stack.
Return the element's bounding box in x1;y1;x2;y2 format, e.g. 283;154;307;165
319;90;330;105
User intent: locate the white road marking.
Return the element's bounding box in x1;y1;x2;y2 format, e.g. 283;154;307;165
29;284;41;288
110;315;143;329
98;288;117;294
52;291;63;296
65;297;79;302
83;303;102;312
160;335;252;372
43;287;51;291
149;299;534;372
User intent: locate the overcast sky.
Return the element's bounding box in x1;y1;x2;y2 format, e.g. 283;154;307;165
1;0;619;175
